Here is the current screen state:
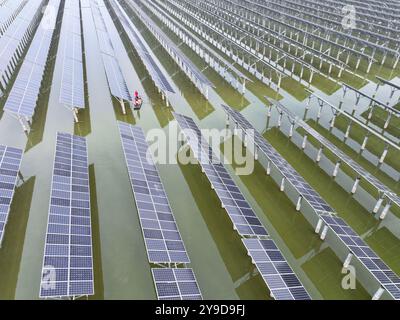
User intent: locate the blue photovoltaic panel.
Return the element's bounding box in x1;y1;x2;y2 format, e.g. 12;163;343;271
0;145;23;245
242;238;311;300
59;0;85;109
110;0;175;93
152;268;202;300
91;0;131;101
3;0;61;117
118;122;190;264
320;214;400;300
222;104;333;214
101;54;131;101
40;133;94;298
59;56;85;109
173;112;268;237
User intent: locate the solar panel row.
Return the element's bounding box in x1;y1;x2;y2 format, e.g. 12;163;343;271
0;145;23;245
118;121;202;300
91;0;131;101
0;0;43;93
222;104;400;300
118;122;190;264
109;0;175;94
173;112;269;237
40;132;94;298
173;112;310;300
320;214;400;300
59;0;85;109
4;0;61;117
222;104;333;214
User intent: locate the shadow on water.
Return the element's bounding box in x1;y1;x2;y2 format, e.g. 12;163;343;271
0;177;35;299
177;148;268;300
88;164;104;300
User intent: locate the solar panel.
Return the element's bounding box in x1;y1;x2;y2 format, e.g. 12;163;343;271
91;0;131;101
118;122;190;264
109;0;175;93
40;133;94;298
59;0;85;109
152;268;202;300
0;0;43;92
242;239;311;300
0;145;23;246
221;104;333;214
320;214;400;300
3;0;61;117
173;112;268;237
101;54;131;101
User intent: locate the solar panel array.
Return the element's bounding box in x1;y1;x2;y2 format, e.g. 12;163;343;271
135;3;214;88
59;0;85;109
222;104;333;214
144;0;251;83
320;214;400;300
272;99;400;209
152;268;202;300
173;112;268;237
109;0;175;93
40;133;94;298
0;145;23;245
222;104;400;300
118;122;190;264
243;239;311;300
0;0;25;35
0;0;43;93
91;0;131;101
174;112;311;300
3;0;61;117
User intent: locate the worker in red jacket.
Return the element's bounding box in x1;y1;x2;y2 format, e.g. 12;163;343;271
133;90;142;109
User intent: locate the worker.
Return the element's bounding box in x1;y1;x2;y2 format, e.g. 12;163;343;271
133;90;142;109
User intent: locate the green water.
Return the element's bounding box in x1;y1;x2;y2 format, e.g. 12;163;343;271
0;0;398;300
